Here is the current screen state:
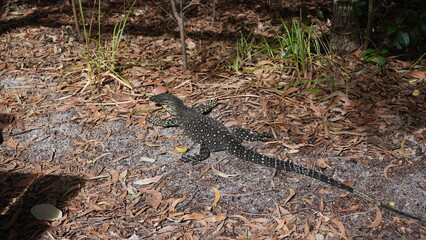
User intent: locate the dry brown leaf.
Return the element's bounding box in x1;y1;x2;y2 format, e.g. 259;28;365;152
142;189;163;208
368;206;383;228
284;187;296;204
152;86;168;95
15;175;37;187
407;69;426;80
185;39;196;50
302;221;310;238
334;96;357;107
90;106;103;120
168;197;186;212
273;216;286;231
51;218;64;227
339;192;350;198
211;166;238;178
198;164;212;178
119;169;128;182
331;218;347;239
349;115;371;125
281;142;305;150
109;169;119;184
253;217;270;224
395;59;413;68
31;164;42;174
5;137;17;148
204;215;227;223
383;164;398;180
109;94;135;103
282;87;299;97
143;79;163;86
108;154;132;163
302;198;314;205
156;225;179;234
134;175;163;185
413;132;425;141
327;92;357;107
341;204;360;212
183;212;207;221
319;197;325;211
206;187;221;210
73;140;86;146
101;126;112;143
399;137;407;155
342;180;355;187
352;49;363;57
316;159;330;169
230;215;254;227
256;60;274;67
318;189;332;194
140;156;156;163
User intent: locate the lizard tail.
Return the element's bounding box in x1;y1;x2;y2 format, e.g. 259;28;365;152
228;146;424;222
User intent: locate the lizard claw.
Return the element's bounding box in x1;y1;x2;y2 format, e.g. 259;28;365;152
180;155;204;164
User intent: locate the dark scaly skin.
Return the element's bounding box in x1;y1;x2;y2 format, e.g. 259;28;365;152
147;93;424;222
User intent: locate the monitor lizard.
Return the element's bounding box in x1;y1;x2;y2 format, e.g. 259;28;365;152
147;93;424;222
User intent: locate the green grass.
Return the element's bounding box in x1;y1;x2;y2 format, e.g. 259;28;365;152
75;0;137;92
230;18;333;93
231;19;326;74
275;19;323;76
230;33;259;72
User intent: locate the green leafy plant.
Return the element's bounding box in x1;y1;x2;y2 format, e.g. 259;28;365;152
361;48;388;68
377;3;426;52
76;0;137;92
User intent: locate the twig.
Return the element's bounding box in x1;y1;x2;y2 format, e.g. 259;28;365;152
170;0;188;70
69;0;82;41
363;0;374;49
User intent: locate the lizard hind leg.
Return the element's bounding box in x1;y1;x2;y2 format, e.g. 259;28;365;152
180;144;211;164
233;128;273;142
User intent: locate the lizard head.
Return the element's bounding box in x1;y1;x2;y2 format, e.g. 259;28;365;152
150;93;184;116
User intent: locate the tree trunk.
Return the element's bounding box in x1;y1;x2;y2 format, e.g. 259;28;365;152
330;0;360;53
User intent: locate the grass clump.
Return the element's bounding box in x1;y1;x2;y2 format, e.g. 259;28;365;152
232;19;326;75
230;18;334;93
71;0;137;93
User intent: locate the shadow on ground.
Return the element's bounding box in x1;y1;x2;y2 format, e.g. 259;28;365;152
0;171;85;240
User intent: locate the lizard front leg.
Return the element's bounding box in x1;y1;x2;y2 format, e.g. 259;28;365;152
193;99;218;114
146;116;180;127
